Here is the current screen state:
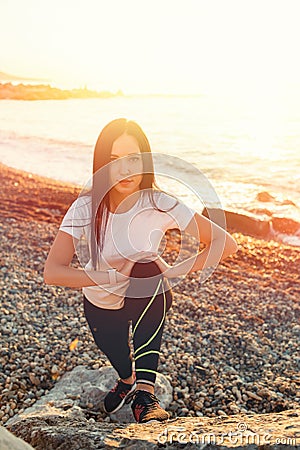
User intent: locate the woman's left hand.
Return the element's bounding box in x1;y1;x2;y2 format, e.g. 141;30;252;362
132;252;184;279
149;253;191;279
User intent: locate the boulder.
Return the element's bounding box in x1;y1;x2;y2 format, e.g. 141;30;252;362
271;217;300;235
202;208;271;238
256;191;276;202
7;365;173;426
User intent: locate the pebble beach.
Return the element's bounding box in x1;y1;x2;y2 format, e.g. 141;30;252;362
1;163;299;426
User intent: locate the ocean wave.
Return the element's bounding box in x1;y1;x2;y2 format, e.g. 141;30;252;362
1;132;299;247
0;129;90;150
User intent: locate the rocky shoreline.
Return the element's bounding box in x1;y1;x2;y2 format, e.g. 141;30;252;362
1;164;299;432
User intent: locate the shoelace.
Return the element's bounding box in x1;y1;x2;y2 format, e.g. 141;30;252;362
110;380;121;392
146;393;159;404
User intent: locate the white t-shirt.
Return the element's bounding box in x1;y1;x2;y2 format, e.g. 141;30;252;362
59;189;196;309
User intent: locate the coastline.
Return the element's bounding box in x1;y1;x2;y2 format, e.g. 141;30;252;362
1;162;299;246
0;163;80;224
0;162;299;426
0;82;123;100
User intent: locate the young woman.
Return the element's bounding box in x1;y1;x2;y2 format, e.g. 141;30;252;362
44;118;238;423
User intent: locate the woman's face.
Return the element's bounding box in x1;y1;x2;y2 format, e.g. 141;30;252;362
109;133;144;194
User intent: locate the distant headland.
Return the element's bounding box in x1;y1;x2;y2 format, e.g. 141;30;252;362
0;71;123;100
0;82;123;100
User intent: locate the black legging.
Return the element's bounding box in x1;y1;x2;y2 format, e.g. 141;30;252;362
83;260;173;387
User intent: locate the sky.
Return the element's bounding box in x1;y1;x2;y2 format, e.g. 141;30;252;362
1;0;300;94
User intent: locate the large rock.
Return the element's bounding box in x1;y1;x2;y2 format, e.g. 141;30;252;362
0;425;34;450
202;207;271;238
7;365;173;425
6;407;300;449
5;366;300;449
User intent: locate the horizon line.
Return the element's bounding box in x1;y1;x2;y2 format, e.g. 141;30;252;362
0;70;206;97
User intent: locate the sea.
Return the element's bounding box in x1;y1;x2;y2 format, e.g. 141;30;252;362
0;91;299;246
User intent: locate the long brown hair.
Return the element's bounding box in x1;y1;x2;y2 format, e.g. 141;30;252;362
86;118;179;269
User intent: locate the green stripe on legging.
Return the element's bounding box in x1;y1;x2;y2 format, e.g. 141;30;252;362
132;278;162;337
133;284;166;357
134;350;160;361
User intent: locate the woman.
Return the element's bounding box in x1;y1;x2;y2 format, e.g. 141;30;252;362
44;118;238;423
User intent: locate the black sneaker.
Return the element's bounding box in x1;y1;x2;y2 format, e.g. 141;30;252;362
103;377;136;414
131;389;170;423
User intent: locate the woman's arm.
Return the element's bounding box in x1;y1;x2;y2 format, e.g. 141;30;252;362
154;212;238;278
43;231;135;287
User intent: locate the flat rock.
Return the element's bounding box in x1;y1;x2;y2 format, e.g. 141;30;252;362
5;366;300;449
6;407;300;449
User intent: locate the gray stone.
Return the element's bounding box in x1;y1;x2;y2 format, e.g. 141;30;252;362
0;425;34;450
7;365;173;426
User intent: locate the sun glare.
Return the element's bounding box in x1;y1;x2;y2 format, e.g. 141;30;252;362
1;0;300;95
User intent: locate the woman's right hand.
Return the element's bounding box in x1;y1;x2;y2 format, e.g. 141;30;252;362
116;251;158;281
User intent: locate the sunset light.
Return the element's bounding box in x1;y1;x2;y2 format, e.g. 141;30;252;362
1;0;300;95
1;0;300;438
